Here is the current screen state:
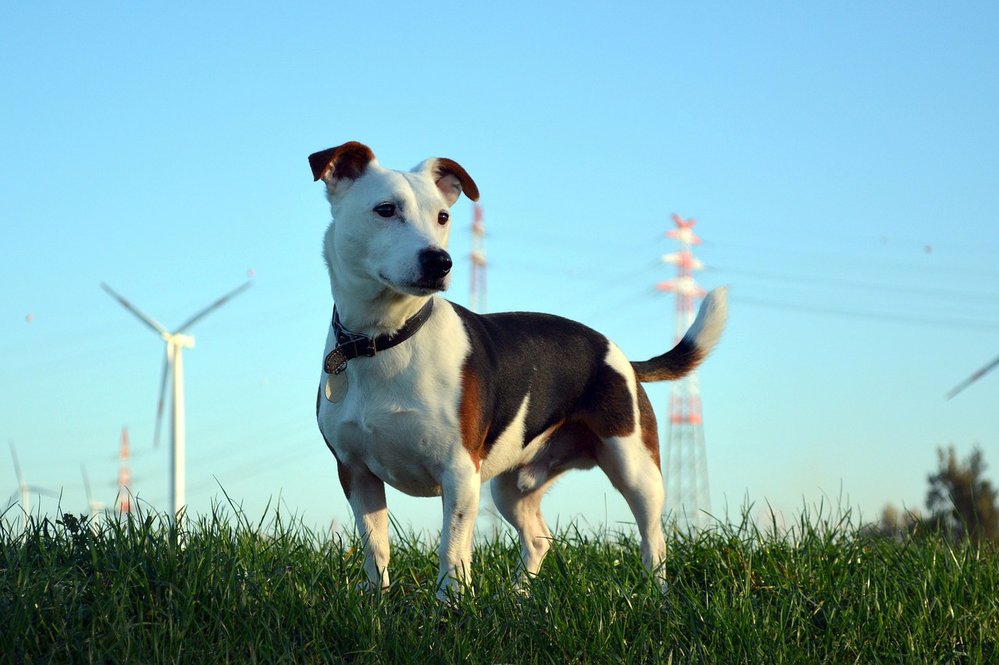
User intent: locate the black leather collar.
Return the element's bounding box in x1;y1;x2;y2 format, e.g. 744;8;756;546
324;299;435;374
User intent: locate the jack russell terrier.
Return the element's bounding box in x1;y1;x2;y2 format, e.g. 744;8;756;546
309;141;728;600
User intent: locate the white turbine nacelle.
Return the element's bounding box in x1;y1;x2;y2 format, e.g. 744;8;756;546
164;333;195;349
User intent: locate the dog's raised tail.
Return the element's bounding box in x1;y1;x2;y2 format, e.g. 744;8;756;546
631;287;728;383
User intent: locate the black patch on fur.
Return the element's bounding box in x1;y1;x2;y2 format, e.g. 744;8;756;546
631;337;702;382
451;303;634;453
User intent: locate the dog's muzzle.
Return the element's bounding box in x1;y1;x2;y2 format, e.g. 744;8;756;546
418;248;452;282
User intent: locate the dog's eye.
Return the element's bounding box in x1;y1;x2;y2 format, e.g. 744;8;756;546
437;211;449;225
373;203;396;218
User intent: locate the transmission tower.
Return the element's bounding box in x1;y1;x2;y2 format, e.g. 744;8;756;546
470;203;487;313
656;214;711;529
468;202;502;536
117;426;131;513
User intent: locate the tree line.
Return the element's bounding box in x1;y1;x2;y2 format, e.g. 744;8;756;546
870;445;998;546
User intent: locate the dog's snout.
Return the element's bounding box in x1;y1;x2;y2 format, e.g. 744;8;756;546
419;248;452;280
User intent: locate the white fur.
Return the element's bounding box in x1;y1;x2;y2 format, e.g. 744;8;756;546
479;394;531;482
314;145;723;601
321;160;455;332
319;300;469;497
598;343;668;584
685;286;728;355
317;153;488;599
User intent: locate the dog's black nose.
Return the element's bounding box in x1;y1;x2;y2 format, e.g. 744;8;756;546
419;248;452;280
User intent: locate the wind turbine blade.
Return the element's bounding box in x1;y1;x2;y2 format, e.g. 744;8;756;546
946;354;999;400
176;280;252;333
9;441;24;488
30;487;61;499
101;283;169;336
81;465;94;505
154;348;172;449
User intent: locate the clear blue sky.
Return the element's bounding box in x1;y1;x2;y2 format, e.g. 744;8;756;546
2;3;997;536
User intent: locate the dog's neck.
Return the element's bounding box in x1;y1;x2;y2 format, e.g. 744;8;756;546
328;268;432;337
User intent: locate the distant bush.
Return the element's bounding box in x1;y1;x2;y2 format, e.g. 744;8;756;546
926;445;999;546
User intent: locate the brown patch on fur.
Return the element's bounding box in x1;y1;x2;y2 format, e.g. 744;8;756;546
631;338;704;383
636;383;661;467
308;141;375;182
458;364;487;469
433;158;480;202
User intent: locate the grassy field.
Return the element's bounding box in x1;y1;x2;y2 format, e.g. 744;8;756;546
1;505;996;664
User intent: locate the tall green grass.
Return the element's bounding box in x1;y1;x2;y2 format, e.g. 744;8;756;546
2;503;996;663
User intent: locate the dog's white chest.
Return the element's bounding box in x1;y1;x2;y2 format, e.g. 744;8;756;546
317;303;470;496
332;403;444;495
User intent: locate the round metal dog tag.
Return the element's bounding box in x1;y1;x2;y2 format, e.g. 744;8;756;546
324;371;348;403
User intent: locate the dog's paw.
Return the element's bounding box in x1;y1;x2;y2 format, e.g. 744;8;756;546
435;575;476;607
510;573;536;598
436;591;459;609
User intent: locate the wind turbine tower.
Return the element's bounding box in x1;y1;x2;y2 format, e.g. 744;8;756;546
102;280;251;523
656;214;712;529
8;441;58;534
81;465;106;532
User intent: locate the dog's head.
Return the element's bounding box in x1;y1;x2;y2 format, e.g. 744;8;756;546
309;142;479;299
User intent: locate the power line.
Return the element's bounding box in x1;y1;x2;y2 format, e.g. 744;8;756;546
706;239;999;279
185;444;314;495
709;265;999;304
732;294;999;331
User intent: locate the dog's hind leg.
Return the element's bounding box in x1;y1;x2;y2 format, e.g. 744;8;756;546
581;373;670;591
596;432;668;590
490;469;559;585
346;466;391;592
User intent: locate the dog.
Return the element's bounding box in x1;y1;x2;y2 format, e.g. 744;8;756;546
309;141;728;600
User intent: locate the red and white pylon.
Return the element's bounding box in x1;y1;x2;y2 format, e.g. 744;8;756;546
470;203;487;314
656;214;711;529
468;202;503;535
117;426;131;513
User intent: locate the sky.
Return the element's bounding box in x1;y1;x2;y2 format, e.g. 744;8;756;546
2;3;997;537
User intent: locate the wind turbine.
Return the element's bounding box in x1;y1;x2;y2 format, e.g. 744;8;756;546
101;280;251;522
81;464;106;533
8;441;58;534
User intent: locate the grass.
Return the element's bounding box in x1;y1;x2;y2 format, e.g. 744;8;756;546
1;503;997;664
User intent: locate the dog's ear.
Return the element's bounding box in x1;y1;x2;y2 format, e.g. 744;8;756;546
429;158;480;206
308;141;375;190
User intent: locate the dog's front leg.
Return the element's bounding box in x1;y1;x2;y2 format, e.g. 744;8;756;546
436;465;481;602
345;464;391;592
